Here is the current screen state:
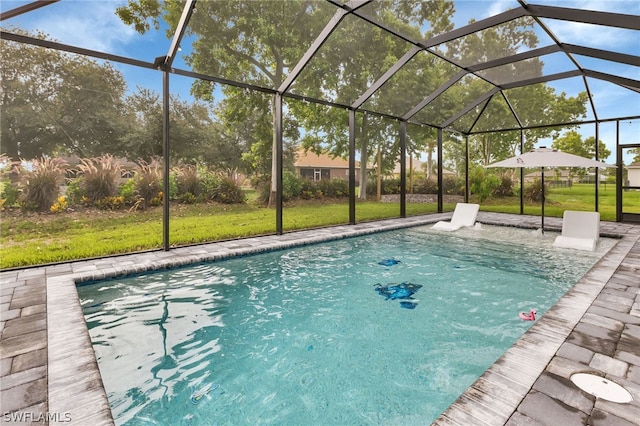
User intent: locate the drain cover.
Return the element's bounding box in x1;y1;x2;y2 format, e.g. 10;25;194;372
570;373;633;403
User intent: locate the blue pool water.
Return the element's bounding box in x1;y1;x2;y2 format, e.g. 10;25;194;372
78;225;608;425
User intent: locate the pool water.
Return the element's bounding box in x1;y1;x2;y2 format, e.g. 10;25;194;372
78;225;610;425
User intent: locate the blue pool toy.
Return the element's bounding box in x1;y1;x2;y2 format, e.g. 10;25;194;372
374;282;422;300
189;383;219;404
378;258;401;267
375;282;422;309
399;301;417;309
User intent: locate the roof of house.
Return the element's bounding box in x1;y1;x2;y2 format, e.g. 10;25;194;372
525;169;572;178
294;148;363;169
391;157;424;174
392;158;455;175
628;161;640;168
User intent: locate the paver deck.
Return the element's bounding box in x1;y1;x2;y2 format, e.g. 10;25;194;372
1;212;639;425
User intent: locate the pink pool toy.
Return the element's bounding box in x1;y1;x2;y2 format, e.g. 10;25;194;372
519;309;536;321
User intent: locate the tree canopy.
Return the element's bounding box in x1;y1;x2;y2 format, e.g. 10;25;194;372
0;28;129;160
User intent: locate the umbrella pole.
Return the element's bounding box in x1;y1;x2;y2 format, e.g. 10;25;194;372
541;167;545;234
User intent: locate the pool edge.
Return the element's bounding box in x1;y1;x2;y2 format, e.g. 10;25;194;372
10;212;634;425
432;228;639;425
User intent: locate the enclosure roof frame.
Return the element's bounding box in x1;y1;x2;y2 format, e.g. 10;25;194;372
1;0;638;135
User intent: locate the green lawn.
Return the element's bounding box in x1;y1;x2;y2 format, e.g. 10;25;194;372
0;200;435;268
2;185;637;269
479;183;638;222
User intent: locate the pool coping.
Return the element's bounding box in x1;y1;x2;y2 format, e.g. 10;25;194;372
1;212;639;425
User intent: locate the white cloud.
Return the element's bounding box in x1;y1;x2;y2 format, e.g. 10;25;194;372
485;0;513;19
23;1;139;54
541;19;639;53
525;0;640;14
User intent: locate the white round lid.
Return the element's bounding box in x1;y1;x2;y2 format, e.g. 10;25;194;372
570;373;633;403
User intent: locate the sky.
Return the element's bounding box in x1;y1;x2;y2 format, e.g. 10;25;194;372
1;0;638;163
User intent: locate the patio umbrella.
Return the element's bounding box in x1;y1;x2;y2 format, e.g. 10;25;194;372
485;147;616;232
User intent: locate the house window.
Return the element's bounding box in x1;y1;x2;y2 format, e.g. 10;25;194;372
300;168;330;181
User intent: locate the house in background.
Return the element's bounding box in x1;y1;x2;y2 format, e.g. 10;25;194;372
294;148;363;183
525;169;571;185
628;162;640;187
390;157;424;178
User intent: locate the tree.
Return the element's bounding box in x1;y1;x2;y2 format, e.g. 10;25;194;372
290;1;455;199
439;17;588;170
117;0;455;202
0;27;129;160
552;130;612;182
120;88;235;169
117;0;334;206
552;130;611;161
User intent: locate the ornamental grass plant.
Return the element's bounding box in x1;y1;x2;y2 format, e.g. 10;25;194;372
18;157;67;211
77;155;122;203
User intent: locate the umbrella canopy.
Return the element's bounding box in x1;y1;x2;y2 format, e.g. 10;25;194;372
486;147;616;169
485;147;616;232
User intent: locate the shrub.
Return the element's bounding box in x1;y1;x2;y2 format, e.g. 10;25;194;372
77;155;121;203
524;178;547;203
1;182;20;207
282;171;302;201
49;196;68;213
64;178;84;206
493;173;514;197
211;177;245;204
366;178;401;196
299;178;316;199
177;192;198;204
173;165;200;198
95;196;125;210
168;172;179;201
118;178;136;205
442;176;464;195
383;178;402;195
413;178;438;194
19;157;67;211
469;167;500;202
134;160;162;209
252;175;271;205
317;178;348;198
200;171;222;202
0;154;18;207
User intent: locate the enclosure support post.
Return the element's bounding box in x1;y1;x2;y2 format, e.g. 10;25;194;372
594;122;599;213
541;167;545;233
520;129;525;215
275;93;283;235
348;109;356;225
616;120;622;222
464;135;469;203
437;128;443;213
162;69;170;251
400;121;407;217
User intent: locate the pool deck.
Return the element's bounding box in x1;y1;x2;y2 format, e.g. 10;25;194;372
1;212;639;425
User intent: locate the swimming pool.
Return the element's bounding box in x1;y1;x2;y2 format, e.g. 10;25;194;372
78;225;610;425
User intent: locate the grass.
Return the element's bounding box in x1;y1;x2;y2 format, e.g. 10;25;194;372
478;184;638;222
0;200;435;268
2;184;638;269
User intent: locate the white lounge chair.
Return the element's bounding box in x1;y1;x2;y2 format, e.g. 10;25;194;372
553;211;600;251
432;203;480;232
